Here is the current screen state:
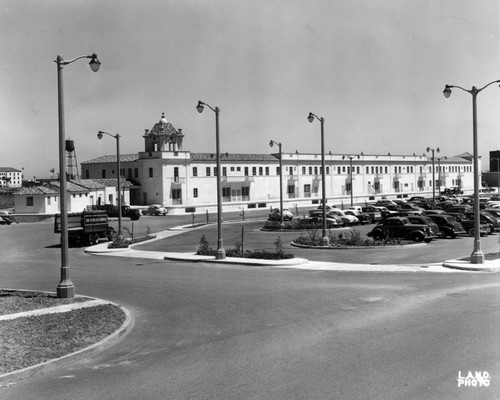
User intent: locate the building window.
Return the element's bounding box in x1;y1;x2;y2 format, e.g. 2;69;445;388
193;167;198;177
230;166;235;172
222;167;227;176
276;166;280;175
214;167;218;176
172;189;182;201
259;167;263;175
357;166;360;174
326;166;330;174
252;167;257;176
134;168;139;178
371;166;374;174
47;197;51;205
222;187;231;197
102;169;106;178
174;167;179;182
302;166;306;175
237;166;241;172
265;167;269;175
85;170;90;179
244;167;249;176
242;187;250;197
193;188;198;198
26;196;34;206
206;167;211;176
148;167;153;177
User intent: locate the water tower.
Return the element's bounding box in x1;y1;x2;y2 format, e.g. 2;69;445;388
65;139;79;180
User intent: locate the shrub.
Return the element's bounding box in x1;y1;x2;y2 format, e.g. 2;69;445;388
196;235;294;259
294;228;403;247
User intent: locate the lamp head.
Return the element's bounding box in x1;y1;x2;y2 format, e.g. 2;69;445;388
269;140;274;148
443;85;452;98
307;112;314;123
89;53;101;72
426;147;431;153
356;155;360;159
437;147;440;153
196;101;204;114
342;155;345;160
97;131;103;140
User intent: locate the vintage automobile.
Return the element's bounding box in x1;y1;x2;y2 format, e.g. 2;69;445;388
367;217;436;242
268;208;293;221
343;209;373;224
427;214;465;238
145;204;168;216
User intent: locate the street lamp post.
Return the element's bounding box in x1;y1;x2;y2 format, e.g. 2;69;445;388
197;100;225;259
307;112;329;246
98;131;122;235
443;80;500;264
269;140;283;228
426;147;440;206
342;154;360;206
55;53;100;298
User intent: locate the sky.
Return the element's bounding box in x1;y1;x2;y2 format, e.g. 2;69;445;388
1;0;500;179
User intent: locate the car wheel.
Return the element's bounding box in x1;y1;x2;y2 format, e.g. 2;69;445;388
468;228;475;237
412;232;424;242
372;231;383;241
87;233;95;246
449;232;457;239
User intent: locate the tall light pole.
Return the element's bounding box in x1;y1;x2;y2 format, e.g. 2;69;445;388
269;140;283;227
437;155;447;195
55;53;100;298
426;147;440;206
98;131;122;236
307;112;329;246
342;154;360;206
197;100;225;259
443;80;500;264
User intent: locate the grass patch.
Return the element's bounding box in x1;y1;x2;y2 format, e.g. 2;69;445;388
196;234;294;259
0;304;125;374
293;228;402;247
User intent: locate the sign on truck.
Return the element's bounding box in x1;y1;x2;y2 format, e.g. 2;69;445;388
54;210;115;246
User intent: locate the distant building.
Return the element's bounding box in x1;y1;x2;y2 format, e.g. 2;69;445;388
0;167;22;188
13;179;132;215
81;113;478;214
481;150;500;192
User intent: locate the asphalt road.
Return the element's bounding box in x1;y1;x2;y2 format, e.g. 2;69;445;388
1;220;500;399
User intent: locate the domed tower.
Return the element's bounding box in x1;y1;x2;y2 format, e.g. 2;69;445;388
143;113;185;152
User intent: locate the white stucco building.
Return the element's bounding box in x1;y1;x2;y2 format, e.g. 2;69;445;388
0;167;23;188
81;113;477;214
13;179;132;216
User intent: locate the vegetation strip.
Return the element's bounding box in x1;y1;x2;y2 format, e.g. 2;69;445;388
0;305;126;375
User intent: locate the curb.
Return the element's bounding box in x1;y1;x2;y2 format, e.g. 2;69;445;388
0;293;133;380
442;259;500;273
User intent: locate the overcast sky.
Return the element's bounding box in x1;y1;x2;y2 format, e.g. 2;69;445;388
1;0;500;179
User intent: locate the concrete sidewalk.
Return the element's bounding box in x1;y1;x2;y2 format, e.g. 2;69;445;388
85;225;500;273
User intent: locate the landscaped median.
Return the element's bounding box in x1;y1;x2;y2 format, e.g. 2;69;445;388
0;289;130;377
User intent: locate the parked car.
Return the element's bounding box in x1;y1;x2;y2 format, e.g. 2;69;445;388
361;206;383;221
462;211;500;234
302;213;343;228
0;215;18;225
268;208;293;221
405;215;441;237
327;209;359;225
427;214;465;238
457;218;490;237
399;203;425;212
376;211;423;226
146;204;167;216
367;217;435;242
344;209;373;224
